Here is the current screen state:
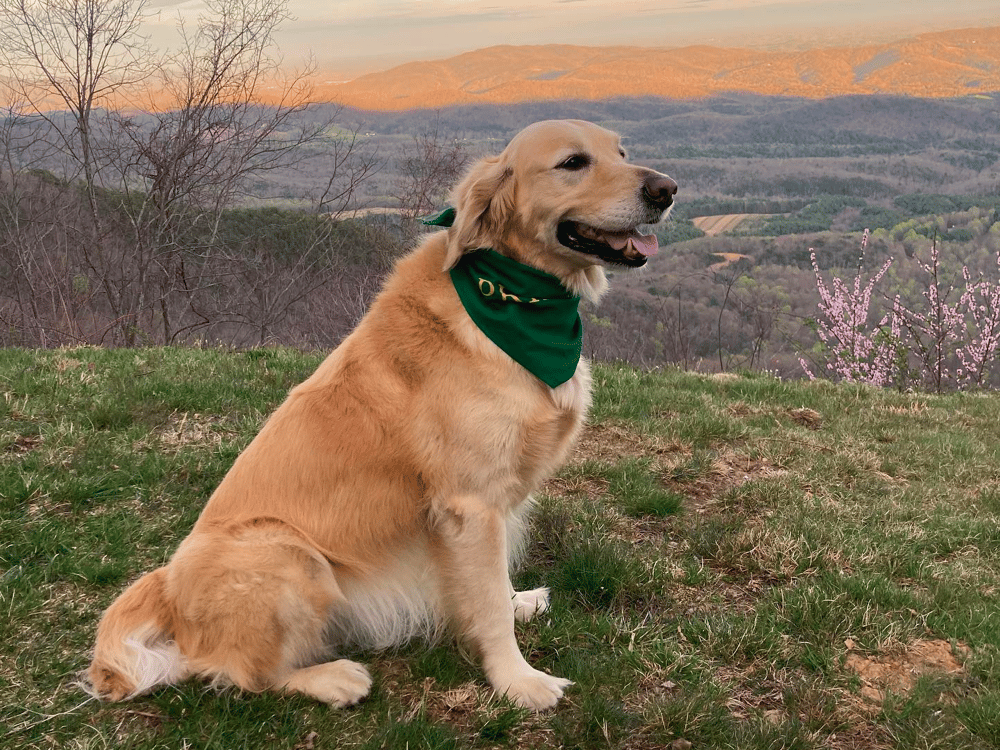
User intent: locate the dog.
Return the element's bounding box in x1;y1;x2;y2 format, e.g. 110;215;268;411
85;119;677;711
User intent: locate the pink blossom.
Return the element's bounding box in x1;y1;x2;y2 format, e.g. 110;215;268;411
803;231;1000;391
804;232;900;387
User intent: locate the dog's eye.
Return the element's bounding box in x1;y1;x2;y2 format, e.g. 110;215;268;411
556;154;590;171
619;149;627;159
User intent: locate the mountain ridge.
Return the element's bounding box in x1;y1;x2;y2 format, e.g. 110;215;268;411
315;26;1000;110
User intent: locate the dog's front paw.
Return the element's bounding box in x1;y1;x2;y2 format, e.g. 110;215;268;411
321;660;373;707
512;587;550;623
285;659;372;707
494;667;572;711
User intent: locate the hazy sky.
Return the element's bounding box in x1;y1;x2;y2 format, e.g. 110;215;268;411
142;0;999;76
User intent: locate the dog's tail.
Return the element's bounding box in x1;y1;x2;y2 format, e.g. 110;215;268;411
82;567;189;701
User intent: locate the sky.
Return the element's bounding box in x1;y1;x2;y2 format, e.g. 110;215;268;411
142;0;1000;77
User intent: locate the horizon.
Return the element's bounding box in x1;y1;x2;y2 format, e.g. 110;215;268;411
3;1;997;115
140;0;1000;79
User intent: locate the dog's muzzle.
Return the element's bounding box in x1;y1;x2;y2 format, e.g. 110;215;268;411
557;172;678;267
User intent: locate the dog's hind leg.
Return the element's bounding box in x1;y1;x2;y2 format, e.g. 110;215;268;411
504;500;551;624
511;586;550;623
432;495;571;711
164;520;372;706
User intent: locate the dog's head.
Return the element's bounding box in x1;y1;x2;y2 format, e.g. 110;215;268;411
444;119;677;300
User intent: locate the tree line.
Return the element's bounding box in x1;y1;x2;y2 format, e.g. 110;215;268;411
3;4;998;394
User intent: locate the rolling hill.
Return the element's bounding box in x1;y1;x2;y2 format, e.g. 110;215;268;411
317;26;1000;110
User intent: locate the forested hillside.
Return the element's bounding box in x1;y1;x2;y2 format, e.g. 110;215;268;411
262;94;1000;207
3;93;999;384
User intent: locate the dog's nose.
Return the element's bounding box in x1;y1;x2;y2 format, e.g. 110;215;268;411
643;174;678;210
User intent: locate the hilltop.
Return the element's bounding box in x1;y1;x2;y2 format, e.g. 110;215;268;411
3;348;999;748
316;26;1000;110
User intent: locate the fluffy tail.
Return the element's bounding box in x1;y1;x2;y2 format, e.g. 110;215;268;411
83;567;189;701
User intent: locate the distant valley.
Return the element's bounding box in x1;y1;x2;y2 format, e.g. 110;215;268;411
281;92;1000;211
6;68;1000;376
274;92;1000;378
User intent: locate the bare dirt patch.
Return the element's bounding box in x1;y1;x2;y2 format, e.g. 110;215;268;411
560;424;788;511
4;433;42;454
565;424;789;514
673;575;773;618
402;678;484;722
709;252;753;271
788;407;823;430
571;422;688;465
543;473;609;503
844;639;970;707
373;668;556;748
668;450;788;514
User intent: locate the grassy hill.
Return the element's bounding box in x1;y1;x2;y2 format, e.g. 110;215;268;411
2;347;999;749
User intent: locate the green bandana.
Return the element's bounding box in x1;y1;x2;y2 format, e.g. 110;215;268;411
422;208;582;388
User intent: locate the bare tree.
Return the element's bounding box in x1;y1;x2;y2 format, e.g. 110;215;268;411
97;0;332;343
0;93;99;347
0;0;155;342
0;0;381;346
312;122;382;219
712;261;746;373
736;288;779;371
0;0;151;217
393;115;471;220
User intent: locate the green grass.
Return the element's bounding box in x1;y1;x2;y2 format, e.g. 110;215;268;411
3;349;1000;749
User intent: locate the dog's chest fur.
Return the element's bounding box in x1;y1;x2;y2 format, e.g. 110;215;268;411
512;361;591;498
197;236;591;556
425;286;590;507
349;237;591;507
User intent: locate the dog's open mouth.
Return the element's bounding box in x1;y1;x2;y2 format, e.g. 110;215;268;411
556;221;659;267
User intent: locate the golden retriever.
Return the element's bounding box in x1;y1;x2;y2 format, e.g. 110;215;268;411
85;119;677;711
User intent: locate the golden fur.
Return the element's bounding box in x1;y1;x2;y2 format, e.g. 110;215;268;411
85;119;677;711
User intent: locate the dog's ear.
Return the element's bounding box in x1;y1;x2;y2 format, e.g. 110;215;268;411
443;155;515;271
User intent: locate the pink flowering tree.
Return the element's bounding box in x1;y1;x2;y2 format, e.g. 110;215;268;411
954;253;1000;388
800;230;903;388
802;231;1000;392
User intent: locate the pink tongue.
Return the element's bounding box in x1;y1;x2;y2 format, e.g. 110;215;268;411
628;232;659;256
604;229;660;255
604;229;659;256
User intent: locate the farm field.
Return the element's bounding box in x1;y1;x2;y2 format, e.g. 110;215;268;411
692;214;754;236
